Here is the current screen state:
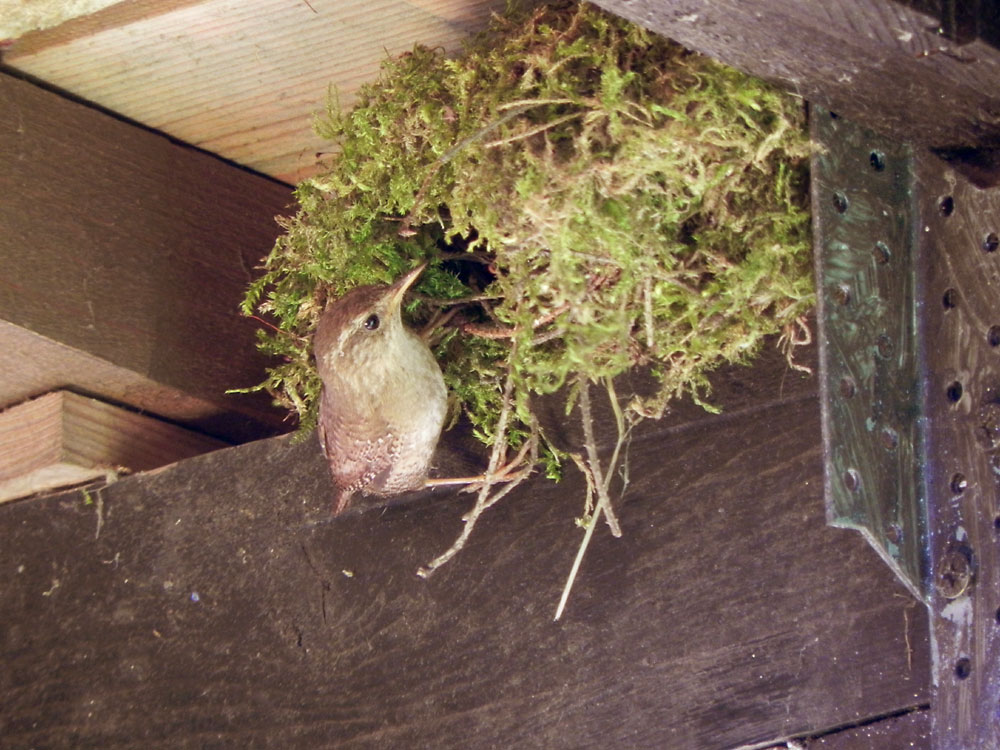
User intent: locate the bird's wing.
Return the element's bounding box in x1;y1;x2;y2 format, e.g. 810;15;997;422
318;387;399;500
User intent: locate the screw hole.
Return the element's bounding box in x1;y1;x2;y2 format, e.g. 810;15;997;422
840;377;857;399
939;196;955;216
843;468;861;493
955;657;972;680
876;335;894;358
950;473;967;494
984;232;999;253
869;150;886;171
880;427;899;450
833;192;849;214
989;326;1000;347
996;605;1000;623
829;111;840;119
947;381;964;403
994;514;1000;531
942;288;958;309
873;242;891;265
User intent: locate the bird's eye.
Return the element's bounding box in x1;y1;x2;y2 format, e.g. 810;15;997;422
363;314;380;331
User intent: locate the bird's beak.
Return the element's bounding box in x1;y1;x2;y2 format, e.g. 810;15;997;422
387;262;427;310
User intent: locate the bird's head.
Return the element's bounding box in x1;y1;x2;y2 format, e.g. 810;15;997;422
313;263;426;374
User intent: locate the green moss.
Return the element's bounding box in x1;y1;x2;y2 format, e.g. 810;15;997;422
241;0;813;458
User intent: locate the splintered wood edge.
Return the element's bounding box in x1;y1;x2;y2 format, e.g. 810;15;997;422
0;390;228;503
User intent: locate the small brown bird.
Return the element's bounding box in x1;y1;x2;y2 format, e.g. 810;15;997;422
313;264;448;514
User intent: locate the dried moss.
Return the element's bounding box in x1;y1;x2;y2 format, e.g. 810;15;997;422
240;1;813;474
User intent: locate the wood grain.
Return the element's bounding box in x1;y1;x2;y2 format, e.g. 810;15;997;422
0;365;930;748
0;391;228;502
592;0;1000;156
914;134;1000;750
807;708;930;748
0;72;293;441
4;0;509;182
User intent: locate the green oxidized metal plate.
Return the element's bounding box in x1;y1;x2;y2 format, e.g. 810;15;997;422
811;107;928;600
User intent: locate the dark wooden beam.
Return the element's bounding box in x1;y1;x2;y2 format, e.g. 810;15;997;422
0;343;930;749
591;0;1000;159
0;72;293;442
808;709;931;748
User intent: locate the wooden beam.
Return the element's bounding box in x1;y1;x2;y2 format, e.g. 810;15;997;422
807;709;931;748
3;0;510;182
591;1;1000;157
0;72;293;442
0;390;228;503
0;346;930;748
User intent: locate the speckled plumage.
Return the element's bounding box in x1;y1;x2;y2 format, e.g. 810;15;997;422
313;266;448;514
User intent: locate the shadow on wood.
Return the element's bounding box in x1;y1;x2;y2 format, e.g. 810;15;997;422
0;72;293;442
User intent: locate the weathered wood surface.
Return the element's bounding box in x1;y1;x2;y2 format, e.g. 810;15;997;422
912;123;1000;749
806;709;930;748
0;72;293;442
0;342;931;749
0;390;228;502
592;0;1000;177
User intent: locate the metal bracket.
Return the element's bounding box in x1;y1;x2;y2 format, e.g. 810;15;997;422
813;106;1000;747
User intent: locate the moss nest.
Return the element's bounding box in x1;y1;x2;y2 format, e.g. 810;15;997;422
240;1;813;594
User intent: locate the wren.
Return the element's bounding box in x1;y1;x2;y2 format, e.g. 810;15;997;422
314;263;448;514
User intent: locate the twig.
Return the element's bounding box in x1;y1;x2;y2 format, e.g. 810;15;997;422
416;292;503;306
417;357;535;578
642;277;655;350
462;303;571;340
579;379;622;537
462;322;518;339
554;377;627;621
568;452;596;517
485;112;584;149
601;376;631;507
778;315;813;374
553;498;600;622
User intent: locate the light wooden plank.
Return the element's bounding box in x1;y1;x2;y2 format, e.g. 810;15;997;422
5;0;507;182
0;390;228;502
0;0;124;39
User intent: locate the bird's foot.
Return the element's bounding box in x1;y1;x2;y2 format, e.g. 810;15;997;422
424;448;534;493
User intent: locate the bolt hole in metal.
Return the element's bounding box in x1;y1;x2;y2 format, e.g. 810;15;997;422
843;468;862;492
939;195;955;216
984;231;999;253
833;191;849;214
947;381;964;403
873;241;891;265
886;523;903;544
876;334;894;358
839;376;857;399
880;427;898;450
989;325;1000;347
950;472;968;494
942;288;958;309
955;657;972;680
869;150;886;171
